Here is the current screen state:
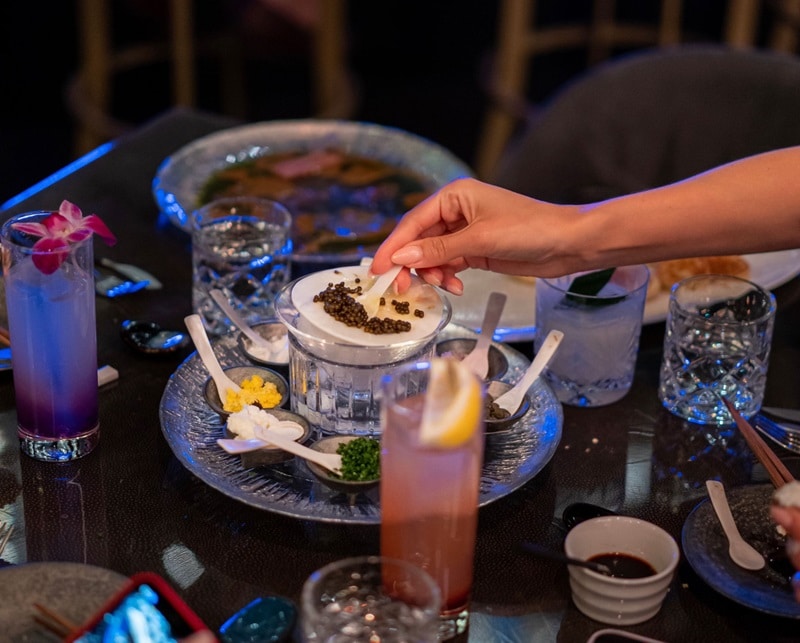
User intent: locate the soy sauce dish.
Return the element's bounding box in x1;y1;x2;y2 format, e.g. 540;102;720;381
563;516;679;625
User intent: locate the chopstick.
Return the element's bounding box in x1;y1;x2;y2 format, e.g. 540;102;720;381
32;602;78;638
723;398;795;488
0;327;10;348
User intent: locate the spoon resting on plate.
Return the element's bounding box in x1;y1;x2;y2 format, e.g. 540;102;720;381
184;314;242;400
494;329;564;415
706;480;766;570
218;431;342;475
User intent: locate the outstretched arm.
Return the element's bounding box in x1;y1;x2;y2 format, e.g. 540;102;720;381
372;146;800;293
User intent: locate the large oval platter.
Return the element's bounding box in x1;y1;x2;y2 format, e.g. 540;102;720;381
159;324;563;524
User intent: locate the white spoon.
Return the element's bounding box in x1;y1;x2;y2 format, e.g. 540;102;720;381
460;291;507;379
218;431;342;475
210;289;273;351
493;329;564;415
184;314;242;400
705;480;765;570
356;264;404;318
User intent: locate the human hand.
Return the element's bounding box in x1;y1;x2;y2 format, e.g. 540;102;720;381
371;178;577;294
770;504;800;602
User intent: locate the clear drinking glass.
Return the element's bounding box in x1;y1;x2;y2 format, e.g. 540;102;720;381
535;265;650;407
1;211;99;461
275;278;452;435
380;361;484;639
191;196;292;336
301;555;441;642
658;274;776;425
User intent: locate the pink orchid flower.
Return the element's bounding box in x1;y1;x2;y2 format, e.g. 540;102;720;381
11;200;117;275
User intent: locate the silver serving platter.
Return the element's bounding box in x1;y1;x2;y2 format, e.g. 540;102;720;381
159;324;563;524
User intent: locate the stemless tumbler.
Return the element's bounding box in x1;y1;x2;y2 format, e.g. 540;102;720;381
658;273;776;425
301;555;441;642
1;211;99;461
192;196;292;336
535;265;650;407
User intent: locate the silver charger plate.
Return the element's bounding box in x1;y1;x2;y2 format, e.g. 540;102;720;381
159;324;563;525
682;483;800;619
0;561;128;639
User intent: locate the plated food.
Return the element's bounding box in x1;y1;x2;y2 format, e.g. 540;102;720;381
290;264;446;346
646;254;750;299
198;149;432;259
152;120;472;265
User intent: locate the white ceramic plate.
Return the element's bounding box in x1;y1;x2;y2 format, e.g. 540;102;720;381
291;265;445;345
448;249;800;342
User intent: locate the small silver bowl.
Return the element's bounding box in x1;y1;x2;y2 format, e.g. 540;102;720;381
204;365;289;417
225;408;312;468
436;338;509;380
306;435;381;496
484;380;531;433
237;321;290;370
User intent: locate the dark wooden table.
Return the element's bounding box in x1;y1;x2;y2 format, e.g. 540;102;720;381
1;107;799;642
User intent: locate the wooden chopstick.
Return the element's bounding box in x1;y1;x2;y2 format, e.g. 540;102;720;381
0;326;10;348
723;398;795;488
32;602;78;638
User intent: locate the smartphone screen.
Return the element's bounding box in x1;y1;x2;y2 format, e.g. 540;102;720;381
67;573;208;642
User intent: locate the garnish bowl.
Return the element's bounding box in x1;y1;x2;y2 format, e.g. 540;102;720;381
204;365;289;418
306;435;380;495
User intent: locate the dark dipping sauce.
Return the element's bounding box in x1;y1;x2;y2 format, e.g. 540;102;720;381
588;553;657;579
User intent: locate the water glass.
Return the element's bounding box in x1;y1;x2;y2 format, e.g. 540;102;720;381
658;274;776;425
380;361;484;639
191;196;292;336
301;555;441;642
1;211;99;461
535;265;650;407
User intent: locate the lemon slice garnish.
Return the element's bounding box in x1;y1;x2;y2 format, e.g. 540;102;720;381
419;358;483;448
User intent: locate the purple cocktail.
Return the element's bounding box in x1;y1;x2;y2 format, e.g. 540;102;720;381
1;209;105;461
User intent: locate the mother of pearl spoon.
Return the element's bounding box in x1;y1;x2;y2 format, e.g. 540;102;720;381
706;480;765;570
210;289;273;350
218;431;342;475
184;314;242;400
459;291;507;379
356;264;404;318
494;329;564;415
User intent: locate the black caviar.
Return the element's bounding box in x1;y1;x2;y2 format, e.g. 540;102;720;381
485;394;511;420
335;437;380;481
313;281;413;335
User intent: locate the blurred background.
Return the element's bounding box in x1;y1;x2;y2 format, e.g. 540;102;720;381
1;0;799;205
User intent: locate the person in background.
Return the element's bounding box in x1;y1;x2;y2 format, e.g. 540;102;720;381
371;146;800;295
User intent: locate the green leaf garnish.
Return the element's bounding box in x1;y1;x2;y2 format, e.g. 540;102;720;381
565;268;623;306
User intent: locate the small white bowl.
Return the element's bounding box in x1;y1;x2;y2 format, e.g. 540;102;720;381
564;516;679;625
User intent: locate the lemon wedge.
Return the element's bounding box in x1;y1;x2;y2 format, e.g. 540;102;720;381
419;357;483;448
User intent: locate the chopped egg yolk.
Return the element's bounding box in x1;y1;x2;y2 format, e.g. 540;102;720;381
224;374;282;413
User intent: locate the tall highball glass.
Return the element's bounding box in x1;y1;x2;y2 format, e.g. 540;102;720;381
380;360;485;639
1;211;99;461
